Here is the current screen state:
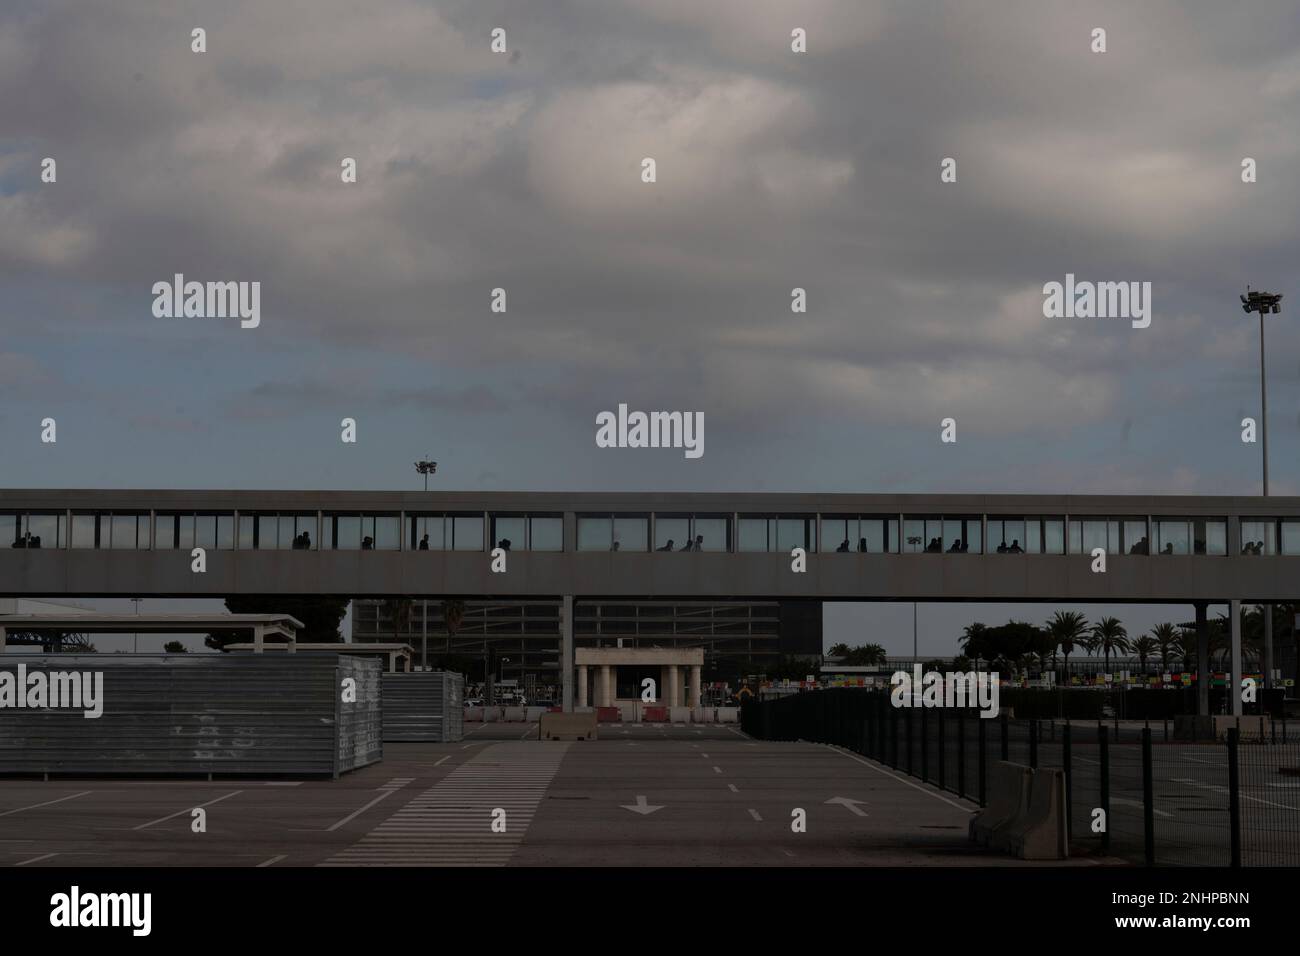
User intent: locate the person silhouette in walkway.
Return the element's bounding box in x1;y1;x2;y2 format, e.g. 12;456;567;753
657;540;674;552
419;533;430;550
858;538;868;553
836;539;850;552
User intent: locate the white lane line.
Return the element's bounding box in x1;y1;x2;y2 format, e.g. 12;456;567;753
713;766;723;774
264;782;303;787
702;754;709;758
725;726;748;738
520;725;537;740
256;855;287;868
748;809;762;822
828;746;973;812
0;791;93;818
326;788;401;832
433;756;450;767
134;791;244;831
14;853;58;866
728;784;739;793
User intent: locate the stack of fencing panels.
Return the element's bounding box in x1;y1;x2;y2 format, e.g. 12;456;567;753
381;671;463;742
0;653;382;778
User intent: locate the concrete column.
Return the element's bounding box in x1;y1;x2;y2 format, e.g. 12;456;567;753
600;665;612;707
690;665;702;708
0;626;6;654
253;625;265;653
578;665;589;708
1231;599;1243;716
561;595;574;712
667;665;680;708
659;666;669;706
1195;602;1209;716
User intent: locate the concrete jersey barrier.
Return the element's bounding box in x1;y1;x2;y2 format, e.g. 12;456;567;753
969;761;1031;848
539;711;598;741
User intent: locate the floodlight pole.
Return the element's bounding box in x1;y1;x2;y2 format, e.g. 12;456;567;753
1258;308;1274;691
414;458;437;670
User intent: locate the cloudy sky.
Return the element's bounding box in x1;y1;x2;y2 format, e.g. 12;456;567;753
2;1;1297;651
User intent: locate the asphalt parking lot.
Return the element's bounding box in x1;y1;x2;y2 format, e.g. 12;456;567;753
0;722;1109;867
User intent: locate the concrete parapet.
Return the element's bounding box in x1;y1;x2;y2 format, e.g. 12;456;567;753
539;710;598;741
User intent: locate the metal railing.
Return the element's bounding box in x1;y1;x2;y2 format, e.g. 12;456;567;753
741;688;1300;866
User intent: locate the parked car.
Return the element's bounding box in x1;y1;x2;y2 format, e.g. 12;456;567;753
464;697;484;707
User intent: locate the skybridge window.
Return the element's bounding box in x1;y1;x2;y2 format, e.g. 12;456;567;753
578;514;650;551
1153;518;1226;555
1240;520;1276;555
1067;518;1149;555
821;516;899;553
903;516;979;553
989;517;1066;554
1282;521;1300;555
7;512;66;549
490;513;563;551
735;516;815;552
322;513;399;550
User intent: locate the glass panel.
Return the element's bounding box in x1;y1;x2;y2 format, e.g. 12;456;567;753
965;518;982;554
277;516;297;550
493;516;526;551
238;515;255;550
578;517;612;551
1068;521;1081;554
859;518;886;553
942;519;965;553
992;519;1025;553
1124;520;1149;554
27;513;62;548
190;514;213;550
72;514;98;549
335;515;361;550
693;517;728;552
903;519;925;554
111;514;138;550
257;515;278;550
0;514;16;548
373;515;399;550
776;518;810;552
217;514;235;550
1197;520;1226;555
654;516;690;551
1043;519;1064;554
176;514;194;550
1081;521;1108;554
613;516;647;552
411;515;445;551
530;516;563;551
452;515;483;551
924;519;942;552
1155;519;1190;555
822;517;852;553
1240;520;1275;555
1280;521;1300;555
737;518;769;552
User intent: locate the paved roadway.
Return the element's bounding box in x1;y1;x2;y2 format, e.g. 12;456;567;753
0;723;1109;867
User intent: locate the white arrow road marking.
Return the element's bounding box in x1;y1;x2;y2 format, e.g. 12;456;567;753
621;795;664;815
824;796;869;817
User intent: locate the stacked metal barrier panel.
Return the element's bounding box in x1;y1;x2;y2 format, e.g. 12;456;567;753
380;670;464;742
0;653;382;778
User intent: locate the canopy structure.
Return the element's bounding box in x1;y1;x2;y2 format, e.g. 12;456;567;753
0;613;303;653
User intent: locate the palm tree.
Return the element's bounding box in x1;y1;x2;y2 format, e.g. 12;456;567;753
381;598;413;645
1091;616;1130;670
1151;622;1179;672
960;622;989;672
1130;636;1157;674
1046;611;1089;679
828;642;851;659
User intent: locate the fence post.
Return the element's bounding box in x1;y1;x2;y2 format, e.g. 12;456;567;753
1227;727;1241;868
1029;719;1039;769
957;709;966;799
1099;723;1110;855
1063;722;1072;842
938;708;946;791
921;706;929;783
978;714;987;807
1142;727;1154;866
1000;711;1009;761
890;700;899;769
906;706;914;776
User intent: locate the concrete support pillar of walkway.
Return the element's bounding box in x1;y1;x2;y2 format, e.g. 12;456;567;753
578;665;588;708
0;625;6;654
561;595;574;712
1195;602;1209;716
667;665;680;708
253;625;265;653
690;664;701;708
1264;607;1274;690
600;665;612;707
1230;599;1244;716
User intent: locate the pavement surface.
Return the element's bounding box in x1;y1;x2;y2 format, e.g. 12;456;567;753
0;722;1109;867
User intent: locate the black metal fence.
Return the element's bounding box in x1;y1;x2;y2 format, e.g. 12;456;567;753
742;689;1300;866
